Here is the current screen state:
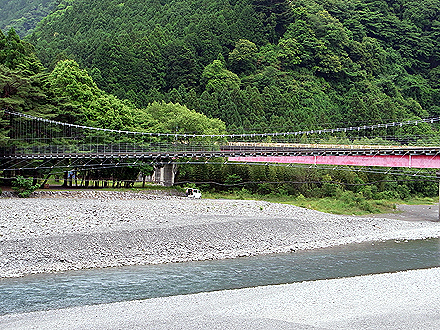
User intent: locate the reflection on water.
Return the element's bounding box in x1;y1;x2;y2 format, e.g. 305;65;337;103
0;238;439;315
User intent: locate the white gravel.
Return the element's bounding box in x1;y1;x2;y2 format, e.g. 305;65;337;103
1;267;439;329
1;191;440;329
1;191;440;278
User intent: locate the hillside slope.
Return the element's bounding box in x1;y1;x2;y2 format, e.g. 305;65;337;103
25;0;440;134
0;0;58;37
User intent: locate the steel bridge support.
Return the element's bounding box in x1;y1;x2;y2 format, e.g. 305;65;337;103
437;171;440;222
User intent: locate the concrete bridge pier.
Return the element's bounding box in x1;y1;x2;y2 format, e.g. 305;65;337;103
154;164;176;186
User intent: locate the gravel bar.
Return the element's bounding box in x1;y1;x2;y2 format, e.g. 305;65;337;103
1;190;440;278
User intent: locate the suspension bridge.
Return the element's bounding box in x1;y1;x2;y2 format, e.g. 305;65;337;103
1;110;440;186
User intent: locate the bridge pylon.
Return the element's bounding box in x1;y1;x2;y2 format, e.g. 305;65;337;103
153;164;176;186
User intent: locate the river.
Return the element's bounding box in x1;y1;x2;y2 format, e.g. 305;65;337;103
1;238;439;316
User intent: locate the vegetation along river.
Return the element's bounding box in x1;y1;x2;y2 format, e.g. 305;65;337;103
1;238;439;316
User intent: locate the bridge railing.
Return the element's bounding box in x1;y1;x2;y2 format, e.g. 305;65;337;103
5;140;440;159
9;142;224;157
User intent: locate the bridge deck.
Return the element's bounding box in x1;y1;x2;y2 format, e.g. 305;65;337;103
2;144;440;169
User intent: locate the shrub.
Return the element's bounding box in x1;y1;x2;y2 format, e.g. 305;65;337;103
396;184;411;200
360;185;377;199
321;174;341;197
374;190;400;200
12;176;39;198
238;187;252;199
296;193;306;201
257;182;274;195
339;190;356;204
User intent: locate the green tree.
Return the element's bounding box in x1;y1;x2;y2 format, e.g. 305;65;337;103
202;59;240;92
47;59;137;128
136;101;227;136
252;0;293;41
229;39;259;75
0;27;43;74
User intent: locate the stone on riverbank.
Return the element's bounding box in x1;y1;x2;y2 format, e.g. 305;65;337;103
1;191;440;277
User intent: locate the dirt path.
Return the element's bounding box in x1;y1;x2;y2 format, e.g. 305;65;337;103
366;203;439;222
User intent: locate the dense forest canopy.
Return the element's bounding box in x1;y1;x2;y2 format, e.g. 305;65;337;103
15;0;438;136
0;0;58;37
0;28;226;136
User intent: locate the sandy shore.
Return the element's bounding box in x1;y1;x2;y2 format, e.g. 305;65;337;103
1;191;440;278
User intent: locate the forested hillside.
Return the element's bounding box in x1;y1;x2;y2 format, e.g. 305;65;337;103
24;0;440;135
0;0;58;37
0;27;226;135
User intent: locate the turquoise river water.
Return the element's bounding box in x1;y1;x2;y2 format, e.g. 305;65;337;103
0;238;439;315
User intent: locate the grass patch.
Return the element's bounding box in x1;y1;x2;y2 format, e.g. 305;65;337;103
287;197;397;216
396;196;437;205
202;191;437;216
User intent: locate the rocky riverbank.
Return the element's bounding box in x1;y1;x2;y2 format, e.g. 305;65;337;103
1;191;440;278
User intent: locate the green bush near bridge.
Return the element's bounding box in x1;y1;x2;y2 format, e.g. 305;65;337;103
12;176;39;198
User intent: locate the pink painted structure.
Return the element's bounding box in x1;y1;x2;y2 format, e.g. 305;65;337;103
228;154;440;169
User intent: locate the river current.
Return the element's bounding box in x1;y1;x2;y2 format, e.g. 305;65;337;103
1;238;439;315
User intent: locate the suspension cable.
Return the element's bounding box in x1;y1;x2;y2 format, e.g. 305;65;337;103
3;109;439;139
